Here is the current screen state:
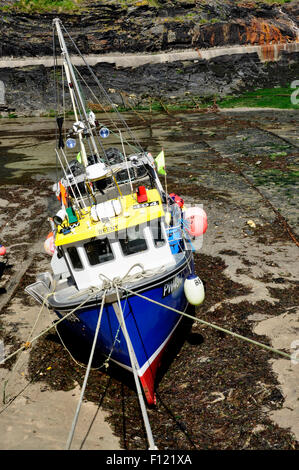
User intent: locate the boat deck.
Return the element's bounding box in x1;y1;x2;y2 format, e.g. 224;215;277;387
26;250;192;311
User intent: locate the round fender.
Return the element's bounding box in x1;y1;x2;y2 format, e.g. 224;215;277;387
184;274;205;306
184;206;207;237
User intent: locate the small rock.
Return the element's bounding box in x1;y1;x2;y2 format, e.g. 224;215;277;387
247;220;256;228
199;357;210;363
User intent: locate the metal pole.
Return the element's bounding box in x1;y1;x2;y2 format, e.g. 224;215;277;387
53;18;99;162
55;149;82;209
114;289;157;450
119;130;133;192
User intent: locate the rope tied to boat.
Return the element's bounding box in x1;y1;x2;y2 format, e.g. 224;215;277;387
98;262;166;291
122;287;294;362
114;285;158;451
1;287;98;406
66;290;107;450
97;266;295;363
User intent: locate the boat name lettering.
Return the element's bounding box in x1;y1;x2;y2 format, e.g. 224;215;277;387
64;312;80;323
132;201;159;209
163;275;183;297
98;224;118;235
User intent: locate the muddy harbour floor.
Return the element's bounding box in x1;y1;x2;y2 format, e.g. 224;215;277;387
0;108;298;451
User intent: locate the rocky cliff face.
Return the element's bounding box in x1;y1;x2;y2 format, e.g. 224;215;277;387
0;1;298;115
0;1;298;57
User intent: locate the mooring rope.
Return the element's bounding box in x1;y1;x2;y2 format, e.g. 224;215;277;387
115;287;157;451
122;287;293;361
1;262;294;450
2;287;55;404
1;291;97;378
65;291;107;450
0;288;97;410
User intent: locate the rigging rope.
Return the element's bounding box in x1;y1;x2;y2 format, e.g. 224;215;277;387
60;22;143;154
71;64;141;155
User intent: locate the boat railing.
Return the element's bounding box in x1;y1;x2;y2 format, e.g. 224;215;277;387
166;224;183;254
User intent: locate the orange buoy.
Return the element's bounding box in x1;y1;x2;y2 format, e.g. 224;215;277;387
44;232;55;256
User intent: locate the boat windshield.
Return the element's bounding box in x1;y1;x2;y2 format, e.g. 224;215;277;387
84;238;114;265
119;225;147;256
150;218;166;248
67;247;83;270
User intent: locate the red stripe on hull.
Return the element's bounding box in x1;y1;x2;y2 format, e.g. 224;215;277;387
139;344;167;406
139;315;185;405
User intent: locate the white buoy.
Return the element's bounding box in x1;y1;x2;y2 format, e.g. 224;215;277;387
184;274;205;306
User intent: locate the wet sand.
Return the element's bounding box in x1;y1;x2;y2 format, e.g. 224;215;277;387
0;108;298;450
0;184;121;450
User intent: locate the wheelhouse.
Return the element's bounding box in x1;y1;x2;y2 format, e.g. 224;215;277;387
53;216;175;291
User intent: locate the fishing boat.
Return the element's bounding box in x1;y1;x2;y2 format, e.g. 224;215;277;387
26;19;207;407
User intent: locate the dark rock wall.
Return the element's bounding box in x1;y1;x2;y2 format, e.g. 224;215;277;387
0;1;298;57
0;1;298;114
1;49;298;114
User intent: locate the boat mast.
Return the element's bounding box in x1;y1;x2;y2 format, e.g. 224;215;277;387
53;18;99;167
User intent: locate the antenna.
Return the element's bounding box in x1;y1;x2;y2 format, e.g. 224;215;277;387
53;18;99;167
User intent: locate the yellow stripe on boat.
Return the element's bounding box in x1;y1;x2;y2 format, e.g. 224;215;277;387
55;188;164;246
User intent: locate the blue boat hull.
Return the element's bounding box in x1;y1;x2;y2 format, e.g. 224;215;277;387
54;255;193;404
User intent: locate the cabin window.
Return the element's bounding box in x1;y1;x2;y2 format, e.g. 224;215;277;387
84;237;114;266
119;225;147;256
67;247;83;270
151;219;166;248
